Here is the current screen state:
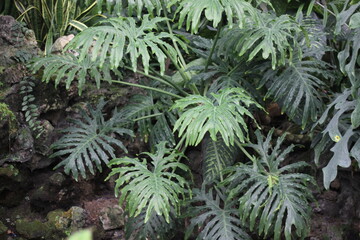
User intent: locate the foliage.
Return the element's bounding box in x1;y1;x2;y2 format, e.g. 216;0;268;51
66;15;187;75
14;0;99;51
202;135;238;183
223;129;315;240
313;89;360;189
106;141;191;223
260;56;330;128
30;53;120;95
185;186;251;240
51;99;133;180
125;207;177;240
20;77;44;138
172;87;262;147
170;0;260;33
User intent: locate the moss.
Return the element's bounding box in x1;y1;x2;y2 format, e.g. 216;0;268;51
16;219;51;239
0;165;22;182
0;103;17;135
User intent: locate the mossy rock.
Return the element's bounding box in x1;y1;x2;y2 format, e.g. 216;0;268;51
16;219;51;239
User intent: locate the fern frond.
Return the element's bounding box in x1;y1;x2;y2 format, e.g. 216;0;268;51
66;15;187;75
220;13;302;69
51;99;133;180
260;56;330;128
31;53;118;95
172;87;262;147
170;0;260;33
202;135;238;183
185;186;251;240
107;142;191;223
223;129;315;240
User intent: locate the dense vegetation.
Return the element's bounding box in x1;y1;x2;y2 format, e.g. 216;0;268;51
1;0;360;239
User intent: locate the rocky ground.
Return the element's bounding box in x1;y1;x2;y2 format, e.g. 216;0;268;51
1;15;360;240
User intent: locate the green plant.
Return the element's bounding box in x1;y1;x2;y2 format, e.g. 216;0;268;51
185;186;251;240
51;99;134;180
106;141;191;223
223;129;315;240
20;76;44;138
0;103;17;136
29;0;360;238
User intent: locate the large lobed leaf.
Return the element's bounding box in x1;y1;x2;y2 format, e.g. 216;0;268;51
169;0;260;33
223;129;315;240
31;54;118;95
185;187;252;240
260;56;330;128
202;135;238;183
51;99;133;180
66;15;187;75
106;141;191;223
171;87;262;147
219;13;302;69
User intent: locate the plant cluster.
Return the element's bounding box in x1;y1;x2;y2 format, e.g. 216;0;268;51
5;0;360;239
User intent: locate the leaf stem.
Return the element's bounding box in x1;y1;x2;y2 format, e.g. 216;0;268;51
109;79;183;99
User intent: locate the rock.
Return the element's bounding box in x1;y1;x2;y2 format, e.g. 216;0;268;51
0;165;21;182
47;209;71;230
67;206;87;230
51;34;75;53
49;172;66;187
16;219;51;239
99;205;125;230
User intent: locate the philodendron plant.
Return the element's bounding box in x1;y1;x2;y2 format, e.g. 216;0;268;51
29;0;360;239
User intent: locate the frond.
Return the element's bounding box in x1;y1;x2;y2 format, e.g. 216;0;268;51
312;89;360;189
66;15;187;75
223;129;315;240
170;0;260;33
31;54;118;95
185;187;252;240
106;141;191;223
51;99;134;180
125;207;176;240
95;0;172;17
220;13;302;69
172;87;262;147
202;135;238;183
119;93;176;147
260;56;330;128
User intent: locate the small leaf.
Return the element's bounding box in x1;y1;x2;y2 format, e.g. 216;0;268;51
349;12;360;29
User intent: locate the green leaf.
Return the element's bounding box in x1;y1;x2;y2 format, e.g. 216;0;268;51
352;99;360;128
172;87;261;147
202;135;238;183
224;129;315;240
107;142;191;223
31;54;118;95
260;56;330;128
349;12;360;28
185;187;251;240
51;99;133;180
170;0;260;33
66;15;186;75
68;229;92;240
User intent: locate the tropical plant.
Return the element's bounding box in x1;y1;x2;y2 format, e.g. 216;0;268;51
51;99;133;180
106;141;191;223
27;0;360;238
185;186;251;240
223;129;315;240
